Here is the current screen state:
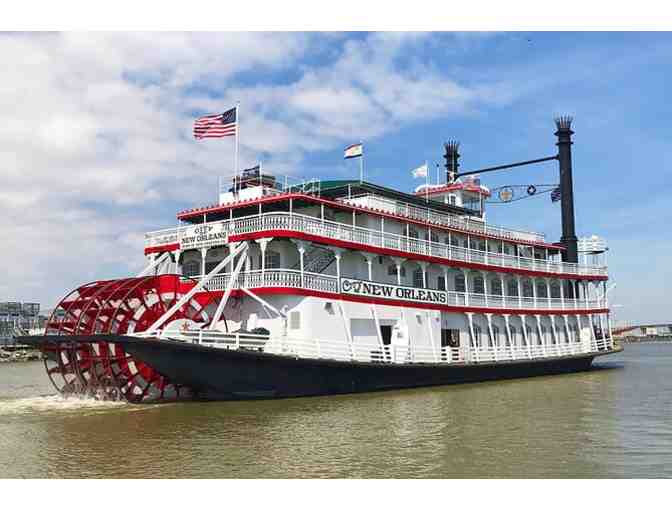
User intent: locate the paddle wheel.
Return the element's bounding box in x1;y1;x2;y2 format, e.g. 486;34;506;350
42;274;215;403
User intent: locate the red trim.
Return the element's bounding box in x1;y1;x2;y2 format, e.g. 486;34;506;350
176;192;563;251
415;182;491;197
229;230;608;281
144;243;180;255
207;286;609;316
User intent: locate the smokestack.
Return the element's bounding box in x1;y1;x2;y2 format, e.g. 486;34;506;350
444;140;460;184
555;116;578;264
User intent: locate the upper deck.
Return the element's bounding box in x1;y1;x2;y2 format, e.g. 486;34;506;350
175;179;555;248
145;176;607;280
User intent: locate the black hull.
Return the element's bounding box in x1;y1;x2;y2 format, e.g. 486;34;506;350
22;335;621;401
115;336;619;400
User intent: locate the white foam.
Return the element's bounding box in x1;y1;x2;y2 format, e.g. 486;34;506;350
0;394;130;415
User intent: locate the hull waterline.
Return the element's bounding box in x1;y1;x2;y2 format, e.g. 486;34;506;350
23;335;622;401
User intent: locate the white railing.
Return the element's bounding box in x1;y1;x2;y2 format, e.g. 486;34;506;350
201;269;339;294
192;269;605;312
135;329;615;366
339;193;546;243
145;212;608;277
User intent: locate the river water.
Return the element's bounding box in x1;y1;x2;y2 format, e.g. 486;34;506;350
0;343;670;478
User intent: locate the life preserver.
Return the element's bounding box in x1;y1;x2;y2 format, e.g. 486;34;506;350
527;185;537;195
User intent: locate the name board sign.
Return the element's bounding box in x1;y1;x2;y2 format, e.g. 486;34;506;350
340;278;447;305
181;223;229;250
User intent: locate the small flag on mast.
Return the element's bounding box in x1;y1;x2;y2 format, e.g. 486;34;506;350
412;163;428;178
344;143;363;159
193;107;237;139
551;186;561;202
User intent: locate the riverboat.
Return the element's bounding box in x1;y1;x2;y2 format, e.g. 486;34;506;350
24;117;620;402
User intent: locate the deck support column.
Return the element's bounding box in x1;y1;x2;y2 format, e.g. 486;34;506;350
563;315;571;346
200;247;208;277
520;314;532;358
486;313;496;360
466;312;476;363
257;237;273;277
418;261;429;288
328;247;347;293
363;253;374;281
503;314;513;358
532;277;538;310
535;314;545;356
550;315;560;354
392;257;406;286
516;275;522;308
462;269;470;306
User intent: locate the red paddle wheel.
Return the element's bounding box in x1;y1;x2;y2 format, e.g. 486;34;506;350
42;274;215;403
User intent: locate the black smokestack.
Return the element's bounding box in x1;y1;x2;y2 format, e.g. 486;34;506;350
444;140;460;184
555;116;578;264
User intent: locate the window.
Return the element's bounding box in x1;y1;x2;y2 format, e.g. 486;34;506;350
509;325;517;345
455;273;466;293
412;269;424;288
550;283;561;298
507;279;519;297
536;281;548;298
473;325;482;346
522;279;534;297
259;250;280;269
182;260;200;277
430;231;439;243
492;325;501;347
490;278;503;296
408;228;419;239
473;275;485;294
388;265;406;277
448;194;457;206
437;276;446;291
204;260;228;274
570;324;579;342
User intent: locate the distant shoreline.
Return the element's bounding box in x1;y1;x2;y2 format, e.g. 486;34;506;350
0;346;43;364
619;336;672;344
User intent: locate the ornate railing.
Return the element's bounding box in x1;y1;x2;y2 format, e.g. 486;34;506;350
194;270;605;312
339;193;546;243
146;212;608;277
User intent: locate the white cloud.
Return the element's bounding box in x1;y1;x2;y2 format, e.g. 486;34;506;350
0;31;513;307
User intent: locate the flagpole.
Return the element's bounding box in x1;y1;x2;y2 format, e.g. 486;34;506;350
235;101;240;193
425;160;429;203
359;140;364;183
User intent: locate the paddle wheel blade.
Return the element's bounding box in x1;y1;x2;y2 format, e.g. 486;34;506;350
40;275;214;403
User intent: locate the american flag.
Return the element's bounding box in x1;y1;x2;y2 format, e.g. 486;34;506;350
193;107;237;139
551;186;561;202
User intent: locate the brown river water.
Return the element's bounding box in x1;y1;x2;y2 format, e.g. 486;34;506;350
0;343;670;478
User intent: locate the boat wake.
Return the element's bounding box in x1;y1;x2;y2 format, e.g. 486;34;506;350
0;394;130;416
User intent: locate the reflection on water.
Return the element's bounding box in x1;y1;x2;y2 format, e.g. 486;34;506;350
1;345;671;478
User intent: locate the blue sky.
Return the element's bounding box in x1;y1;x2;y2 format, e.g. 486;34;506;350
1;32;670;324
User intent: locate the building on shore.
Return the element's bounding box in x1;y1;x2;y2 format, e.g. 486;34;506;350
613;323;672;342
0;302;47;345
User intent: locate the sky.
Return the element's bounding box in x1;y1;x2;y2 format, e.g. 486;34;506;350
1;31;670;324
